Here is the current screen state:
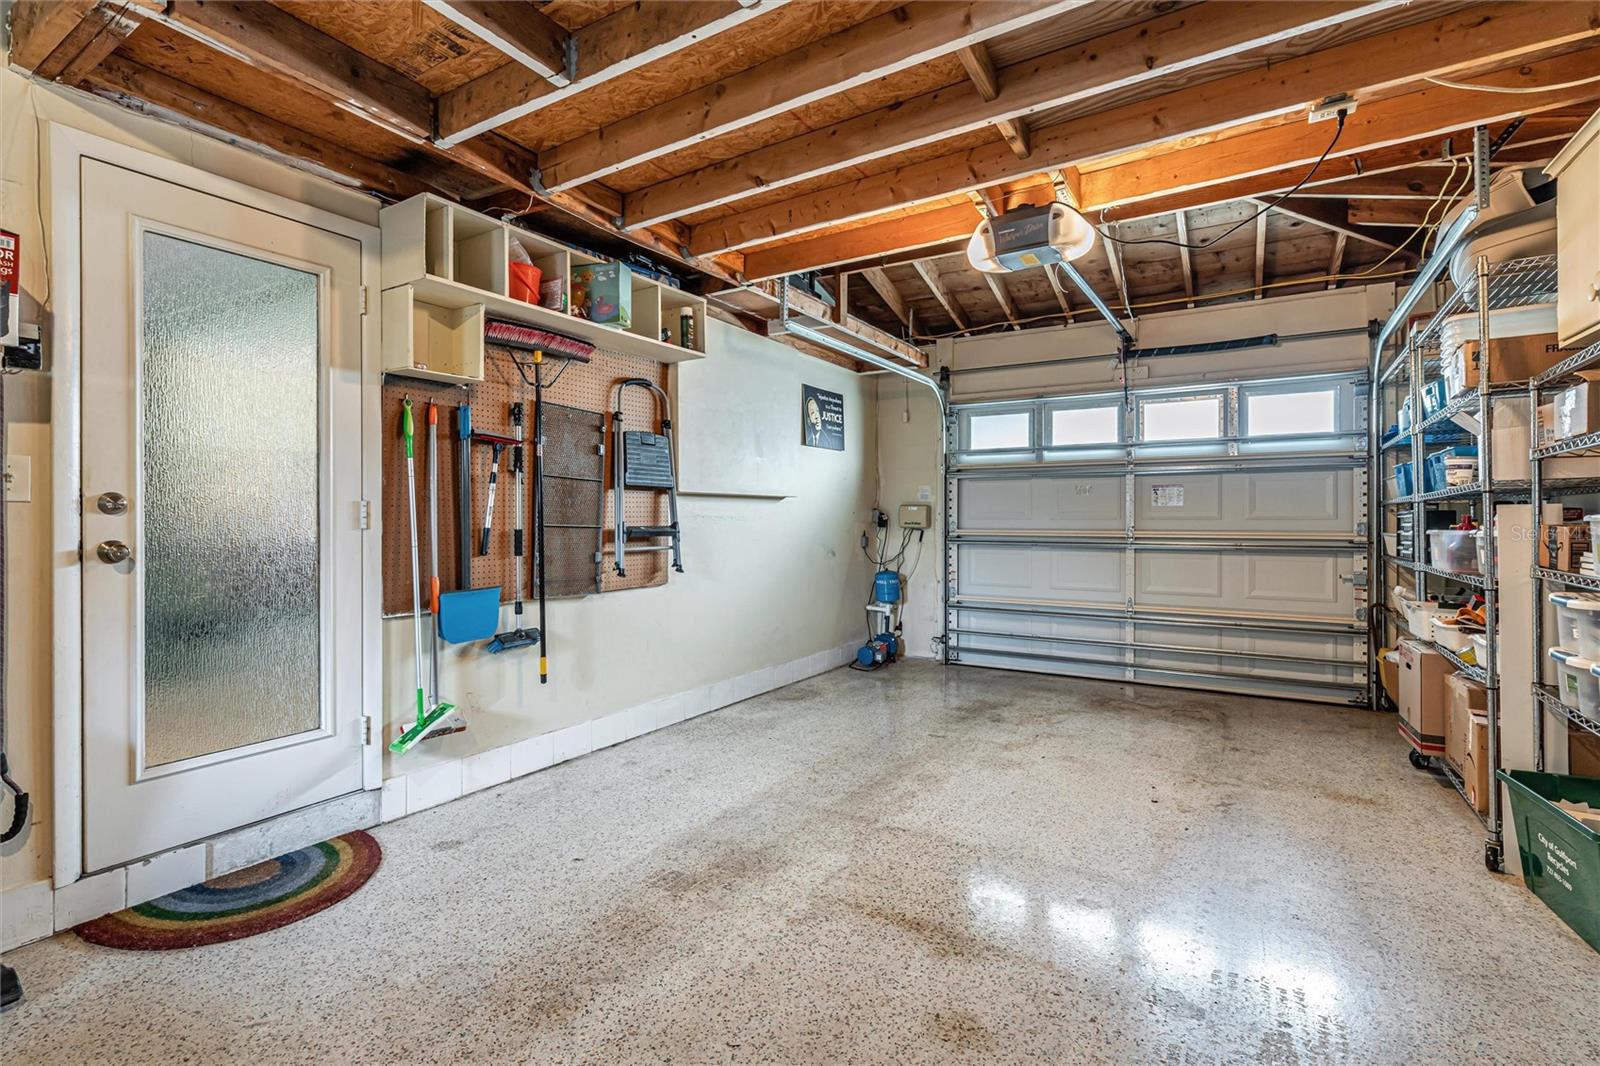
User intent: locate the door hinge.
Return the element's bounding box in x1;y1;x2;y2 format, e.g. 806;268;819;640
359;286;370;315
362;715;374;745
358;499;371;530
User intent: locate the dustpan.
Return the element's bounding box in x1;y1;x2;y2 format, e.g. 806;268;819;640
438;587;501;643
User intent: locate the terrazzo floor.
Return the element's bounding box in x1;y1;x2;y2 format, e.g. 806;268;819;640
3;661;1596;1064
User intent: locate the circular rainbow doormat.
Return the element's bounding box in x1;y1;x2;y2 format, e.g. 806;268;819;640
75;831;381;950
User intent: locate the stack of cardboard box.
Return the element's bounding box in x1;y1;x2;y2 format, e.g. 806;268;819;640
1444;671;1492;813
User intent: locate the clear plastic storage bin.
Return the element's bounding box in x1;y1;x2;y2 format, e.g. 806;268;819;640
1428;529;1480;573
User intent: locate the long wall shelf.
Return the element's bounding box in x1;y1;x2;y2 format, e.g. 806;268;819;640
1533;684;1600;741
1534;566;1600;592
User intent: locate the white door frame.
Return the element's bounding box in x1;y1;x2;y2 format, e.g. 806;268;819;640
49;126;384;888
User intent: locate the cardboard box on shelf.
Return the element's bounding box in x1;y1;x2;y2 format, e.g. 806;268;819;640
570;262;632;328
1536;402;1557;447
1572;726;1600;778
1459;333;1574;389
1398;639;1450;754
1539;523;1593;571
1445;672;1489;772
1553;372;1600;439
1380;650;1400;705
1461;711;1492;814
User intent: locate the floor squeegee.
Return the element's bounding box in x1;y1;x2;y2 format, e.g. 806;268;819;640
391;398;457;755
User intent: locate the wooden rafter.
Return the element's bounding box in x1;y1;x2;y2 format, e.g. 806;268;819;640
627;0;1402;228
1259;198;1398;253
6;0;97;71
1253;211;1269;300
1174;212;1195;308
1327;232;1349;290
686;2;1600;256
34;2;143;83
1349;201;1438;227
858;268;911;329
734;51;1600;281
955;40;1033;160
1043;264;1074;321
913;260;968;332
423;1;572;87
437;0;777;145
983;273;1023;331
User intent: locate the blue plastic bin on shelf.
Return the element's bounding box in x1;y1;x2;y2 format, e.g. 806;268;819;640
1420;378;1448;417
1424;445;1478;493
1392;461;1415;498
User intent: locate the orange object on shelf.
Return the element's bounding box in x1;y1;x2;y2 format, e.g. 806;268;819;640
509;261;542;305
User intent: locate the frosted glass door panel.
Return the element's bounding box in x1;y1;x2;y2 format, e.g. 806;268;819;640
141;233;321;766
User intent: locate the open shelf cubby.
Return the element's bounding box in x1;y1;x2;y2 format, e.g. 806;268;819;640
380;193;707;383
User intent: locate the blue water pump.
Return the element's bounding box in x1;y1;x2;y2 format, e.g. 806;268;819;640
857;570;903;670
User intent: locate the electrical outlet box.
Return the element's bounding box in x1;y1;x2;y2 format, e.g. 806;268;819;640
1309;94;1355;124
899;503;932;529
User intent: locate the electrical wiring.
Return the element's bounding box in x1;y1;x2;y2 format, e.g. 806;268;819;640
1425;71;1600;95
1061;112;1348;253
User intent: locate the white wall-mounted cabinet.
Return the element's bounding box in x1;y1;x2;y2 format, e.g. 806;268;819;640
1549;108;1600;349
379;193;707;382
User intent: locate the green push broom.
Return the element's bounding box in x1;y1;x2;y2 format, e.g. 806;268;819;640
391;397;456;754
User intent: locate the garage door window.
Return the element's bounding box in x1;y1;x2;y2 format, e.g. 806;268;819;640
965;410;1033;451
1246;388;1337;437
1140;395;1222;442
1049;404;1121;446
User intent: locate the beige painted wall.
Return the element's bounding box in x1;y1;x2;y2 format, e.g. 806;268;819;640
2;66;880;888
384;318;879;776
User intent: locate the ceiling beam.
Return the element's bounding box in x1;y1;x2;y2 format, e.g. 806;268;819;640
913;260;969;332
1043;263;1074;321
1253;212;1269;300
1348;200;1439;227
983;273;1023;330
735;51;1600;280
79;54;433;201
1262;197;1398;251
422;1;572;87
686;1;1600;256
858;267;911;329
628;0;1404;227
1327;231;1349;289
955;39;1036;160
6;0;97;71
1175;212;1195;308
437;0;778;146
34;2;143;83
539;1;1087;192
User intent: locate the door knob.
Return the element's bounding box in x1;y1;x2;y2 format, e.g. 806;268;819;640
97;491;128;515
96;540;132;565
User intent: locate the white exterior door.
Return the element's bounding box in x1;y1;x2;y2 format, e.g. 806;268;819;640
80;159;367;872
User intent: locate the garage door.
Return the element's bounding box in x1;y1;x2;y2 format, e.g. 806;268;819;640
945;371;1370;703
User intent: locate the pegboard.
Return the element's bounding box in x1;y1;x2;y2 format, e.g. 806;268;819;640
381;340;672;616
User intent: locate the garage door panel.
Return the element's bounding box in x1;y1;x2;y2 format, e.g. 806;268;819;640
1133;622;1361;663
1246;472;1342;524
959;474;1123;531
1137;468;1353;533
958;544;1125;602
955;608;1125;664
1138;646;1361;684
1137;551;1356;618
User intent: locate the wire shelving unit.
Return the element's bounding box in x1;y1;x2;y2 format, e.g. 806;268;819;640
1374;253;1561;872
1527;334;1600;771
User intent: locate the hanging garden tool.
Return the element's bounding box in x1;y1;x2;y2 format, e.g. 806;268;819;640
484;317;594;685
437;401;501;644
391;398;456;755
420;401;466;739
488;402;540;654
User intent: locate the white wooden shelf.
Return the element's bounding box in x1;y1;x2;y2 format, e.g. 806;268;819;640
380;193;706;382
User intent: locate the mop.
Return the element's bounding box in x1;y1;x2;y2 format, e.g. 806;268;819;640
420;401;466;739
487;402;540;654
391;398;457;754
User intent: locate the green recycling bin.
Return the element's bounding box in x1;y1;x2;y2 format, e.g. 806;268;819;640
1497;769;1600;953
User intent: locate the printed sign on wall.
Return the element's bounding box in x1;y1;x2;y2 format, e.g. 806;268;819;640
802;384;845;451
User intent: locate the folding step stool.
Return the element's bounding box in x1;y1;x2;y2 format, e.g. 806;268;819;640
611;378;683;577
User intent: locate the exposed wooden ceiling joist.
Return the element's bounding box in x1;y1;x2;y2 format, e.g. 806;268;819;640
736;52;1600;280
627;0;1406;228
1349;200;1438;227
34;2;144;84
1327;231;1349;289
538;0;1088;191
436;0;779;146
1261;197;1398;251
1253;212;1269;299
1175;212;1196;308
422;1;573;88
6;0;98;71
687;1;1600;257
982;272;1023;331
858;267;911;330
913;259;969;332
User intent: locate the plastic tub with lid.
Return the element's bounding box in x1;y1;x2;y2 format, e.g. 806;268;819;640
1549;648;1600;716
1550;591;1600;653
1428;529;1480;573
1403;598;1456;639
1430;615;1477;657
1469;632;1487;667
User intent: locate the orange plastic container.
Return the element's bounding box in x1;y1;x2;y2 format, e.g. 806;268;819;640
509;262;542;305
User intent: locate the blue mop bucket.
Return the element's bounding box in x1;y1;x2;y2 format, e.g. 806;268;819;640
438;588;501;643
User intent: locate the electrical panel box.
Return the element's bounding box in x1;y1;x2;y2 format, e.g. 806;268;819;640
899;503;932;529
